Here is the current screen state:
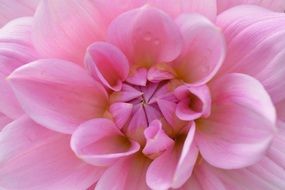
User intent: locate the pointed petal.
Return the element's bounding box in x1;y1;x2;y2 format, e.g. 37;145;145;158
146;124;199;189
96;154;151;190
107;6;183;67
0;17;38;119
217;0;285;13
0;0;39;27
110;102;133;129
85;42;129;91
71;118;140;166
174;14;225;85
32;0;105;63
197;73;276;169
8;59;108;134
0;116;103;190
110;84;143;102
126;68;147;86
147;66;174;83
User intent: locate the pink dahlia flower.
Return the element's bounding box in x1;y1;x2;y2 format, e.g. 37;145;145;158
0;0;285;190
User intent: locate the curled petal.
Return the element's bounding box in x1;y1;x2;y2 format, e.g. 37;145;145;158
85;42;129;91
173;14;225;85
197;73;276;169
0;113;11;131
143;120;174;158
146;124;199;189
71;118;140;166
8;59;108;134
175;85;211;121
107;6;183;67
0;116;103;190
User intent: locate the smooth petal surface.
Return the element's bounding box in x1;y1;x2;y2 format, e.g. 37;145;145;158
0;0;39;27
8;59;108;134
71;118;140;166
0;116;103;190
107;6;183;67
147;0;217;20
197;73;276;169
85;42;129;91
110;102;133;129
146;124;199;189
32;0;106;63
96;154;151;190
217;0;285;13
216;6;285;111
174;14;225;85
0;17;38;119
0;113;11;131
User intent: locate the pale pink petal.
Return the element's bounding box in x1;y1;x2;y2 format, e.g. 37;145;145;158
146;124;199;189
71;118;140;166
0;0;39;27
85;42;129;91
126;68;147;86
175;85;211;121
0;17;38;119
173;14;225;85
147;66;174;83
0;113;11;131
110;102;133;129
197;73;276;169
110;84;143;102
107;6;183;67
143;120;174;158
0;116;103;190
96;154;151;190
32;0;106;63
8;59;108;134
216;6;285;112
217;0;285;13
147;0;217;20
182;161;226;190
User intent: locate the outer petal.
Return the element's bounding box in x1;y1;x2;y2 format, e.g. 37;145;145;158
0;113;11;131
85;42;129;91
197;73;276;169
107;6;183;67
71;118;140;166
96;154;151;190
8;59;108;134
148;0;217;21
0;116;103;190
174;14;225;85
0;17;38;119
217;0;285;13
32;0;106;63
0;0;39;27
146;124;199;189
216;6;285;118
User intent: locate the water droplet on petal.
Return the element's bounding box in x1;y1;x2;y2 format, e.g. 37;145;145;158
153;39;160;45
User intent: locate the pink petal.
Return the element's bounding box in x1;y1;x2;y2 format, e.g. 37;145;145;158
110;83;143;102
107;6;183;67
173;14;225;85
0;17;38;119
96;154;151;190
8;59;108;134
147;66;174;83
216;6;285;107
147;0;217;21
71;118;140;167
0;112;11;131
197;73;276;169
217;0;285;13
0;116;103;190
126;68;147;86
0;0;39;27
110;102;133;129
146;124;199;189
32;0;106;63
85;42;129;91
175;85;211;121
143;120;174;158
